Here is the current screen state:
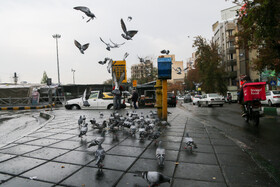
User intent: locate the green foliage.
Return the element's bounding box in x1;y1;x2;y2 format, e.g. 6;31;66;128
193;36;227;95
41;71;48;84
235;0;280;74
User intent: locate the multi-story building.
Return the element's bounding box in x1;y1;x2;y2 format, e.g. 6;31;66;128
131;60;154;82
212;5;259;88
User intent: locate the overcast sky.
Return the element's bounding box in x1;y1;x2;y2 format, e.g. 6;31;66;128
0;0;236;84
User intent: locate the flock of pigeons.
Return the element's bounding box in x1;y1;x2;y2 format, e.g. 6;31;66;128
77;110;197;186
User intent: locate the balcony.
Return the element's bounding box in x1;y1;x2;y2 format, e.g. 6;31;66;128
227;59;237;66
227;46;236;53
226;35;235;42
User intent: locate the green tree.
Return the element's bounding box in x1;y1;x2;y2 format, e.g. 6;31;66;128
41;71;48;84
233;0;280;74
193;36;227;95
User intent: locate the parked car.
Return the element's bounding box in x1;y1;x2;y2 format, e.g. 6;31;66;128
192;95;202;105
184;94;192;103
167;92;177;107
177;95;185;100
197;93;225;107
260;90;280;106
65;91;127;110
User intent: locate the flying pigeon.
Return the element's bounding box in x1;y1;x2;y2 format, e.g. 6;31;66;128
123;52;129;60
173;67;182;74
120;18;138;40
79;123;88;138
100;37;113;51
74;40;89;54
156;141;165;167
184;67;189;71
88;130;106;147
138;56;146;63
127;16;132;22
107;59;115;73
133;171;170;186
94;143;106;170
160;49;170;55
73;6;96;22
99;57;110;65
109;39;125;48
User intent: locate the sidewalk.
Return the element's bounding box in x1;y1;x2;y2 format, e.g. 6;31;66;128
0;108;277;186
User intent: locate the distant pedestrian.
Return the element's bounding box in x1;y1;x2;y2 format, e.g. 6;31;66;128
31;89;40;105
132;90;139;109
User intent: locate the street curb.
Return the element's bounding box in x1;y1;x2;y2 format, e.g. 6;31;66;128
0;111;54;149
0;104;55;111
262;107;280;116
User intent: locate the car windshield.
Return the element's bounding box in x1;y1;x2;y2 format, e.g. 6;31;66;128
195;95;202;98
272;91;280;94
89;92;98;99
209;94;220;97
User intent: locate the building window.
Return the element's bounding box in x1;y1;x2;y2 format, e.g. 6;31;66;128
228;30;233;36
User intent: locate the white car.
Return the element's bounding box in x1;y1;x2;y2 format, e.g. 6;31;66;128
197;93;225;107
261;90;280;106
192;95;202;105
65;91;126;110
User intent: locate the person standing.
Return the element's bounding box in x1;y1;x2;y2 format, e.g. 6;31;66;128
132;90;139;109
113;85;123;110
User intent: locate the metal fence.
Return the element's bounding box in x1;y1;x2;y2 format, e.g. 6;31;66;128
0;96;66;106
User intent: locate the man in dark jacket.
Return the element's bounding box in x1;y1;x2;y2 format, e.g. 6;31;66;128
238;76;251;116
131;90;139;109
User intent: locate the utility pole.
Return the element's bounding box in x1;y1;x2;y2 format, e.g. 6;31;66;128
52;34;61;85
71;69;76;84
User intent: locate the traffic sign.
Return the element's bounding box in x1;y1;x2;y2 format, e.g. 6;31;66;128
133;80;137;87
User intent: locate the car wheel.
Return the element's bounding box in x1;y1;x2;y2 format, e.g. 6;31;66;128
107;104;113;109
198;102;201;107
71;105;80;110
219;104;223;107
192;103;195;105
268;100;272;107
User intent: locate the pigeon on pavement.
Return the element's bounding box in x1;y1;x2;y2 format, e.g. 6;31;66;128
88;130;106;147
74;40;89;54
120;18;138;40
73;6;96;22
184;132;197;152
95;143;106;170
156;141;165;167
134;171;170;186
78;116;83;127
79;123;88;138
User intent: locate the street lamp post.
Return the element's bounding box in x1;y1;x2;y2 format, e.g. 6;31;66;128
52;34;61;85
71;69;76;84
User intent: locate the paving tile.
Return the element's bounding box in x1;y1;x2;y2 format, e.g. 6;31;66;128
0;144;42;155
191;137;211;145
148;141;181;151
13;136;38;144
24;138;61;147
116;172;170;187
0;156;45;175
0;153;17;162
54;150;94;165
23;147;69;160
119;138;152;148
107;145;145;157
60;167;123;187
164;131;184;136
27;132;55;138
222;165;277;186
174;162;224;182
211;138;236;146
0;177;54;187
180;144;214;154
158;135;182;143
129;159;175;177
0;173;13;185
88;155;136;171
21;161;81;184
173;178;226;187
49;140;83;150
214;145;245;155
45;133;76;140
178;151;218;165
216;152;256;167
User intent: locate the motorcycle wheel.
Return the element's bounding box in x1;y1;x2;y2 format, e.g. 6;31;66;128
252;112;259;127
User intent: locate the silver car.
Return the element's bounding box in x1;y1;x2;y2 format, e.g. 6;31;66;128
197;93;225;107
261;90;280;106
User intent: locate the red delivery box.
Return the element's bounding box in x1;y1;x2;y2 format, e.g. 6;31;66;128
243;82;266;102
